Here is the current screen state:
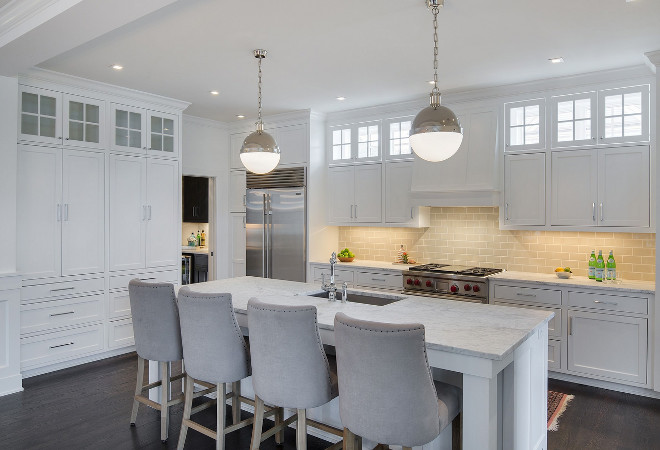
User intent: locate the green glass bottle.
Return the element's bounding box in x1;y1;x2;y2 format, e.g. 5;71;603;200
588;250;596;280
595;250;604;282
606;250;616;281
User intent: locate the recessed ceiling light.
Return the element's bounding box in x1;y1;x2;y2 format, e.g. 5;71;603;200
549;57;564;64
210;90;219;95
236;115;245;119
111;64;123;70
336;96;346;101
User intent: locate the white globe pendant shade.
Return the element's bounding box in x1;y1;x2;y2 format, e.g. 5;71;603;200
409;104;463;162
239;127;280;174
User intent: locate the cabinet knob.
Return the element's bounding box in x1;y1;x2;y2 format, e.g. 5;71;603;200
143;147;147;150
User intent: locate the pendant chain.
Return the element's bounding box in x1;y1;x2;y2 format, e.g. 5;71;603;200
432;4;440;95
257;55;263;126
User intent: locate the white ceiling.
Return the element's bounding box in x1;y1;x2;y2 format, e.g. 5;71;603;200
36;0;660;122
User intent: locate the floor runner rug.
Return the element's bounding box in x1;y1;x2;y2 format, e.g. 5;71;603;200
547;390;574;431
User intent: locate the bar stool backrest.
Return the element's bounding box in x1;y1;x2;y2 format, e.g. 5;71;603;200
177;287;250;384
128;279;183;362
333;312;441;446
247;298;334;410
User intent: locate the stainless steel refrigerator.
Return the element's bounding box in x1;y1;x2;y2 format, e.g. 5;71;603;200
246;187;306;282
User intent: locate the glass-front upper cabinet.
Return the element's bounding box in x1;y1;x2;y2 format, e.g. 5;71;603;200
551;92;596;148
329;121;380;164
384;118;413;160
147;111;178;156
504;99;545;151
63;94;106;149
331;126;352;163
110;103;146;153
598;85;650;145
19;86;62;145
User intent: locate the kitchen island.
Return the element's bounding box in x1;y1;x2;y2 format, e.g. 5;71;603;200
183;276;553;450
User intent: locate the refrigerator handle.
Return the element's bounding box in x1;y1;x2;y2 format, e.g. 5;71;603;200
267;193;273;279
262;194;267;278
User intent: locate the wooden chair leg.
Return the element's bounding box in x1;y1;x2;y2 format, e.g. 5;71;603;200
217;383;226;450
275;407;284;445
232;381;241;425
451;412;462;450
354;434;361;450
160;361;170;443
177;375;194;450
130;356;144;426
342;428;355;450
296;408;307;450
403;447;412;450
250;395;265;450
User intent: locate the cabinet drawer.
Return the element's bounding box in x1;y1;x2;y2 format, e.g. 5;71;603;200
493;284;561;306
548;339;561;371
21;277;104;302
108;290;131;319
491;301;561;338
109;269;178;290
20;324;104;369
312;266;354;284
355;271;402;290
21;294;104;335
108;318;134;349
567;291;648;315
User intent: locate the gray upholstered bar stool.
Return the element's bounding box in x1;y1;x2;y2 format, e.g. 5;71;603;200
334;312;462;450
247;298;343;450
128;279;189;443
177;288;271;450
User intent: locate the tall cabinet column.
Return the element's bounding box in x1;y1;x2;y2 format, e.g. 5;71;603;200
0;275;22;395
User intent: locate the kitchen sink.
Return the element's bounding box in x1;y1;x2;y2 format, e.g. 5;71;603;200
303;290;405;306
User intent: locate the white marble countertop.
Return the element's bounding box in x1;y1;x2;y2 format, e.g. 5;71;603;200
181;246;209;254
490;271;655;294
309;259;416;272
184;276;553;362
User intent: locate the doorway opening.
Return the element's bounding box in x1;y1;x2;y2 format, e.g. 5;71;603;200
181;175;216;284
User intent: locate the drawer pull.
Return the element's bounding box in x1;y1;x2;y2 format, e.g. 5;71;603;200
569;317;573;335
594;300;618;306
516;293;536;297
50;287;75;293
140;277;157;281
371;278;387;282
50;311;75;317
50;342;74;349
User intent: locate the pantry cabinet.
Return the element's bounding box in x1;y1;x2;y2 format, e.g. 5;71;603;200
328;164;382;224
503;153;545;226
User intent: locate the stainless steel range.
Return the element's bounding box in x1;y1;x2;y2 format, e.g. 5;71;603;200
402;264;503;303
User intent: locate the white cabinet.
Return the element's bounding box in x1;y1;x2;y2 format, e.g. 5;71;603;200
568;310;647;385
385;161;430;226
274;123;307;166
17;145;105;279
111;104;179;157
0;276;21;396
19;86;62;146
230;170;247;213
503;153;545;226
147;110;179;157
328;164;382;224
230;132;248;170
109;154;178;271
551;150;598;226
230;213;246;277
62;94;105;150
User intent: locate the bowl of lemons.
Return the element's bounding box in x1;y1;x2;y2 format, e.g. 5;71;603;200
337;248;355;262
555;267;572;279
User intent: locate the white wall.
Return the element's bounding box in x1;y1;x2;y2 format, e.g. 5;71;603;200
182;115;230;279
0;76;18;275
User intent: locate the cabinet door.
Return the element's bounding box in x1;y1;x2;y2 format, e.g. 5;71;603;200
63;94;105;150
504;153;545;226
17;145;62;279
230;132;248;170
568;310;647;385
146;159;179;268
109;154;147;271
231;213;246;277
229;170;247;213
597;146;650;227
275;123;308;165
328;166;355;224
354;164;382;223
551;150;597;226
147;111;178;157
19;86;62;146
182;176;209;222
110;104;146;153
61;150;105;276
385;161;414;223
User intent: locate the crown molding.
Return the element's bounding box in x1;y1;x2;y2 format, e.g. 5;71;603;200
0;0;83;48
228;109;313;134
645;50;660;73
183;114;228;131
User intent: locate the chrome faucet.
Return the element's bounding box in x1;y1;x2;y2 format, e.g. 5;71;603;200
322;252;339;301
342;282;348;303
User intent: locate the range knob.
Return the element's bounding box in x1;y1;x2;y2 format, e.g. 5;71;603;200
406;278;413;285
426;280;433;288
414;279;421;286
472;285;481;293
463;284;472;291
450;284;459;293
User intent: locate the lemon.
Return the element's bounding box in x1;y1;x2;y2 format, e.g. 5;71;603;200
555;267;564;272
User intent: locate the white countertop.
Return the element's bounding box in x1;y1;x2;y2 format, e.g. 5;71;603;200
182;246;209;255
184;276;553;361
490;271;655;294
310;259;416;272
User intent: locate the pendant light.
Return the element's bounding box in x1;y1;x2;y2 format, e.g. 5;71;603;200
240;49;280;174
409;0;463;162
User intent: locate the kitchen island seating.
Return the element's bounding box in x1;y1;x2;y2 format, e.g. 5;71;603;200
333;312;462;449
128;279;187;443
176;288;275;450
247;298;344;450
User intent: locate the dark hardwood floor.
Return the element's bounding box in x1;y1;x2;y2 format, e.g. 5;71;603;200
2;353;660;449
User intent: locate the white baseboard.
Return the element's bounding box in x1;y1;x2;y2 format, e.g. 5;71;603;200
0;373;24;397
21;346;135;379
550;372;660;399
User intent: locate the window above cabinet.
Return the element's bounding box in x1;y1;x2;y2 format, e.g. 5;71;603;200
551;92;596;148
332;127;352;162
385;118;413;160
505;99;545;151
329;121;381;164
599;86;649;144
